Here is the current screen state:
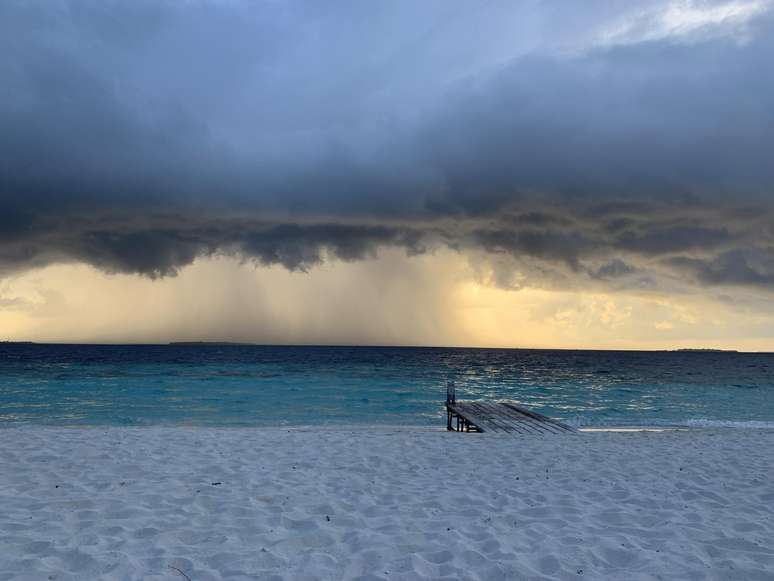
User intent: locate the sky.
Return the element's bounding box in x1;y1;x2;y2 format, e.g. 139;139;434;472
1;0;774;349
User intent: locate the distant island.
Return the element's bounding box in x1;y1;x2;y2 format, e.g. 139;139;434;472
168;341;255;346
673;348;738;353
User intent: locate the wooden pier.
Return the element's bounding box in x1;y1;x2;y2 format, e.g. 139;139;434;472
445;383;575;435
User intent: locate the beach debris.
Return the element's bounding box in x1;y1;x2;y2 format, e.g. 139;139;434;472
168;565;192;581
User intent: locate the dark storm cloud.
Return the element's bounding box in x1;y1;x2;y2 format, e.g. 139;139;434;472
593;259;637;280
0;212;425;277
1;1;773;290
667;250;774;288
470;227;591;270
421;32;774;208
613;224;733;255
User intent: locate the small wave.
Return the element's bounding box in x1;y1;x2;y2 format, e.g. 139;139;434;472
683;419;774;429
565;417;774;429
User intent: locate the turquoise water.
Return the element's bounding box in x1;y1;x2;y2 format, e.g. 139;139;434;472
1;344;773;428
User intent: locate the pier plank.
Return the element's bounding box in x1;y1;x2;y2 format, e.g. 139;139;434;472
445;397;575;435
466;402;529;434
447;403;505;433
473;402;541;435
502;402;575;433
493;403;566;435
484;402;552;435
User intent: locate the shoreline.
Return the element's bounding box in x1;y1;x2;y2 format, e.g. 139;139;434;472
3;421;774;432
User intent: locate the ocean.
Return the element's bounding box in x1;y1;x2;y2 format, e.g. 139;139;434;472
1;343;773;428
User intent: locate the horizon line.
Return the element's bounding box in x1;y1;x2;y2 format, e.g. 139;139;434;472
1;340;769;354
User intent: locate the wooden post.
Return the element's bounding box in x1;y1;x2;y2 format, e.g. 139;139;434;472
446;381;456;431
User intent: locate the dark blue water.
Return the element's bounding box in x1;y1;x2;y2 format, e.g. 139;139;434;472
1;343;773;428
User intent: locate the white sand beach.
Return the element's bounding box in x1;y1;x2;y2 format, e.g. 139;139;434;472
1;427;773;581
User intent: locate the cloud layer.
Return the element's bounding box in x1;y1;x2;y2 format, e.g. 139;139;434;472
1;0;773;293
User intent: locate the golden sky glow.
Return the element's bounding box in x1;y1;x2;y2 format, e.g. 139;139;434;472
2;249;774;351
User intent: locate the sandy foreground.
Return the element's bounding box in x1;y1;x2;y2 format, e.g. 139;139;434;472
1;428;773;581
